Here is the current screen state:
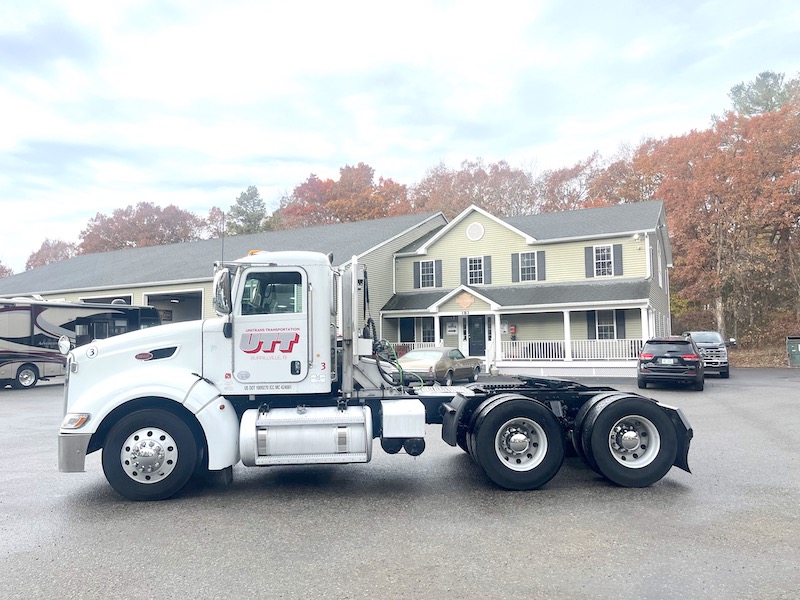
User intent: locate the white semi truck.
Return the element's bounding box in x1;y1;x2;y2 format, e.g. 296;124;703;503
58;250;693;501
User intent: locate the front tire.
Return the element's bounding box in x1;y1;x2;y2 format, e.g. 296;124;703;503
13;365;39;389
581;397;678;488
472;398;565;490
102;409;197;501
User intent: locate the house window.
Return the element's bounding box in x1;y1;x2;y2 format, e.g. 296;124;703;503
594;245;613;277
420;260;435;288
596;310;616;339
421;317;435;343
468;257;483;285
520;251;537;281
658;246;664;288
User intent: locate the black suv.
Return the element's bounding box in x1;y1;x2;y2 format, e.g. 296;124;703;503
638;336;705;391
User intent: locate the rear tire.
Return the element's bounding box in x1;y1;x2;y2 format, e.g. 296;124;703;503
471;367;480;383
693;378;704;391
637;376;647;389
443;371;454;386
13;365;39;389
472;398;565;490
581;397;678;487
102;409;197;501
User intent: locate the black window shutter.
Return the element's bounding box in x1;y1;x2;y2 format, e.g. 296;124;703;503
587;311;597;339
460;258;468;285
585;247;594;278
434;260;442;287
511;253;519;283
537;251;546;281
613;244;623;276
413;261;420;289
484;255;492;284
615;309;626;339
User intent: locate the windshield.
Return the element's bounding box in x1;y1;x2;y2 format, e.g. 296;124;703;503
400;351;442;361
687;332;723;344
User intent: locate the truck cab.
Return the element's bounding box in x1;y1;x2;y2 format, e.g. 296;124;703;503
203;251;337;396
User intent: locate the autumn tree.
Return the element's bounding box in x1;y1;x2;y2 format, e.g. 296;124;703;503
534;152;609;213
204;206;226;238
79;202;205;254
0;260;12;278
26;238;78;270
276;163;411;229
227;186;269;235
411;159;536;218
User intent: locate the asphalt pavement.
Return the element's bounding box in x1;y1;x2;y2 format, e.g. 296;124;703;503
1;369;799;599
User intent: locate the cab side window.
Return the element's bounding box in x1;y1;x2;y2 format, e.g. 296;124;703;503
241;271;304;315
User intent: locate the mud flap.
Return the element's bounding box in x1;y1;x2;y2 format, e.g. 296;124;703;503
658;402;693;473
441;393;470;446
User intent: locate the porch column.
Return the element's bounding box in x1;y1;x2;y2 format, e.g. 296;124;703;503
640;307;650;340
563;310;572;361
494;312;502;366
434;315;441;346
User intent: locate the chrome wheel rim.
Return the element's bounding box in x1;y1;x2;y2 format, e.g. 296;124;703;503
119;427;178;484
607;414;660;468
494;417;548;471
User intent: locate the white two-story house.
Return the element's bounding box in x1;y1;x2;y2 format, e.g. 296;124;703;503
380;201;672;377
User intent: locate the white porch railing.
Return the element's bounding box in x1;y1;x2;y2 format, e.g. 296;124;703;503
500;339;643;361
501;340;566;360
571;339;643;360
388;341;437;356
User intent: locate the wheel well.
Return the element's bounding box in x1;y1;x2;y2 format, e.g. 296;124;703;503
87;397;208;461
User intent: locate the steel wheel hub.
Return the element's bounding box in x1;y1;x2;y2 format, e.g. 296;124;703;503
607;415;661;469
120;427;178;484
495;417;548;472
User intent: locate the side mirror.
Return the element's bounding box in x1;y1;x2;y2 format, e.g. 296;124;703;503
58;335;73;355
213;268;233;315
728;338;737;347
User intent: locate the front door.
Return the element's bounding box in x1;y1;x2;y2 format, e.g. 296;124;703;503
232;268;309;385
468;316;486;356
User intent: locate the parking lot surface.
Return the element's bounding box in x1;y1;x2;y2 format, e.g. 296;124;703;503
1;369;799;599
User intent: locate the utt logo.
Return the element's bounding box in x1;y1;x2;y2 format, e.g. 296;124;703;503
240;332;300;354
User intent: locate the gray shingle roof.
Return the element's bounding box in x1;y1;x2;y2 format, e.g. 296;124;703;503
382;279;651;312
505;201;663;241
0;212;443;296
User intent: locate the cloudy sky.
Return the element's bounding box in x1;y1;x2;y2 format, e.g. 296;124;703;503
1;0;798;273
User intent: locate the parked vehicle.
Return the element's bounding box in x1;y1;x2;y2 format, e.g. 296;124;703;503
638;336;705;391
393;347;482;385
58;251;693;501
682;331;731;378
1;298;160;389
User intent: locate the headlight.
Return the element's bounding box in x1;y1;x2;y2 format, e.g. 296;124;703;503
61;413;90;429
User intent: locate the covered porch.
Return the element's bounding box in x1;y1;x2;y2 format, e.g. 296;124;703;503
381;284;668;377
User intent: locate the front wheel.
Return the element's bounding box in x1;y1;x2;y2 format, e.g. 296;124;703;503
581;397;677;488
472;398;565;490
102;409;198;501
13;365;39;389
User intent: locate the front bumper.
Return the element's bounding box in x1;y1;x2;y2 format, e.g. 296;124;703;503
58;433;92;472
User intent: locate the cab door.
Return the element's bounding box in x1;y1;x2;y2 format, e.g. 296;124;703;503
232;268;309;386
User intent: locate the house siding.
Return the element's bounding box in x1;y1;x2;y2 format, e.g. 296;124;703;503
396;211;649;292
